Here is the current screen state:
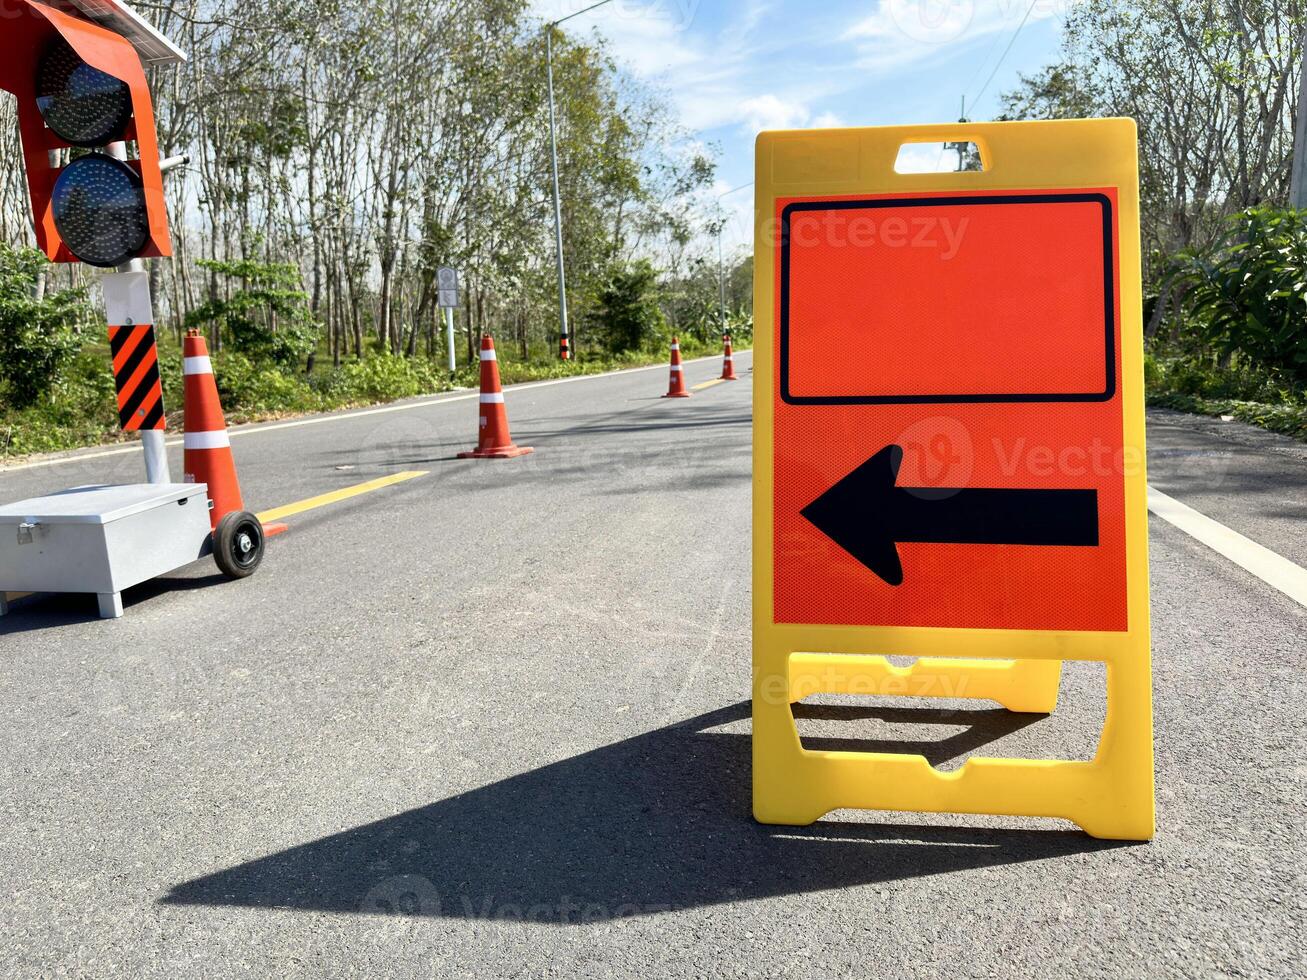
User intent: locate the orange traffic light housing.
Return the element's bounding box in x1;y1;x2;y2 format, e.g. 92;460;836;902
0;0;171;265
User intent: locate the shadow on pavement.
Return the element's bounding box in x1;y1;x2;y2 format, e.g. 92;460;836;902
162;702;1125;923
519;412;752;443
793;702;1045;767
0;573;228;635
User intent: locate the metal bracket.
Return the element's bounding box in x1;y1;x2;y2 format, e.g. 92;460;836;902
17;521;38;545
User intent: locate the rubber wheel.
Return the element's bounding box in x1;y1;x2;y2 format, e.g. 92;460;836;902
213;511;266;579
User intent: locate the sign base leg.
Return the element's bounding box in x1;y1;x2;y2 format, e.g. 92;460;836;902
97;592;124;619
753;643;1154;841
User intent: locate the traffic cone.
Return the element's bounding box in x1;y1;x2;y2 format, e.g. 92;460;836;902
720;334;739;381
662;337;691;398
182;330;287;535
459;335;534;460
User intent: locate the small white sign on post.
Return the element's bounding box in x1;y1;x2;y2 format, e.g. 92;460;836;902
437;267;460;309
102;271;154;326
437;266;460;374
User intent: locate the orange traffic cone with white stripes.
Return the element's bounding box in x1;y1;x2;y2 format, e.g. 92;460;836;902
720;333;739;381
182;330;286;535
662;337;691;398
458;335;534;460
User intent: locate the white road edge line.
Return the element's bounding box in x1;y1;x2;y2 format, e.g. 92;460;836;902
0;351;747;474
1148;486;1307;609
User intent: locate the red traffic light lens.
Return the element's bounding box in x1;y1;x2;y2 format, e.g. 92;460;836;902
36;39;133;148
51;154;149;268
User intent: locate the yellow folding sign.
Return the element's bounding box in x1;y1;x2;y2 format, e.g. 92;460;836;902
752;119;1154;840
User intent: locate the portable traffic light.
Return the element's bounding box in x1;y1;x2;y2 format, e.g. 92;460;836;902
0;0;171;267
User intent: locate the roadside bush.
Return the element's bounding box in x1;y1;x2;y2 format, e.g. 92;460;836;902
317;352;449;404
1146;348;1298;403
1144;344;1307;441
591;260;666;354
0;246;94;408
1170;206;1307;384
726;310;753;345
211;351;317;416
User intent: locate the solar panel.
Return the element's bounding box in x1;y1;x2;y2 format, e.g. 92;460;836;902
49;0;186;68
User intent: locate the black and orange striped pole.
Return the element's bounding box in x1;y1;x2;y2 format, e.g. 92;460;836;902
108;322;166;433
102;265;171;483
103;268;170;483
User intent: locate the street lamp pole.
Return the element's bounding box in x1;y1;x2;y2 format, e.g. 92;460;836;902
545;27;569;359
714;181;754;339
545;0;615;359
1292;28;1307;209
717;221;727;337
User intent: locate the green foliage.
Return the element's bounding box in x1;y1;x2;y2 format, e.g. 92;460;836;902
726;310;754;345
313;353;449;405
0;347;120;456
591;260;667;354
0;246;93;408
999;63;1100;122
1169;207;1307;384
0;324;754;458
185;259;320;369
209;351;319;415
1145;346;1307;441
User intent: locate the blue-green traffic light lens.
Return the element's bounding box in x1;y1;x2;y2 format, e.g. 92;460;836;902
36;39;132;147
51;154;149;268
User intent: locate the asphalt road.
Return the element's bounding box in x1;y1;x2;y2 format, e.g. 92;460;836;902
1;350;1304;978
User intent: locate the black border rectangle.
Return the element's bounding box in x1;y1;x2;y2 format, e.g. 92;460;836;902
779;193;1117;406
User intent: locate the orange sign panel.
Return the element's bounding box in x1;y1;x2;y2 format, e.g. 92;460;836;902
774;189;1128;633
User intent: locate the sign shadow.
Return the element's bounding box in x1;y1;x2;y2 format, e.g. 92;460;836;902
161;702;1127;924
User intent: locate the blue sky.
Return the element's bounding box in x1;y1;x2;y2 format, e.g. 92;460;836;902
532;0;1067;252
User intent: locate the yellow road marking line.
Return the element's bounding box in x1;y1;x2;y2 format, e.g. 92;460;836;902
257;471;428;524
692;378;727;392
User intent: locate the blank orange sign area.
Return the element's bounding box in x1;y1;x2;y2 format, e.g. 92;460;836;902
786;197;1109;400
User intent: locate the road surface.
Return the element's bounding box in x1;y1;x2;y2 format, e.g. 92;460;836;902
1;350;1304;978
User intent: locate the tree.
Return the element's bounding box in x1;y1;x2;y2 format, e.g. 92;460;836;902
591;260;665;354
1003;0;1306;266
184;258;319;370
0;0;719;372
999;64;1100;122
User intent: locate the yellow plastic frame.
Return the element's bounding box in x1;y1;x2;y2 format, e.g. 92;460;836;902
752;119;1154;841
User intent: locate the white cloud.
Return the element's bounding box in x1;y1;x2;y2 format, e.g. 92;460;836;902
844;0;1066;74
738;94;812;133
530;1;846;135
528;0;1064;253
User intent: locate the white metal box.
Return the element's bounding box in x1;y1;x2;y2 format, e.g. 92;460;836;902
0;484;211;619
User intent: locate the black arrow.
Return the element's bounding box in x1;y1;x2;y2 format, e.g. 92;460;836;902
800;445;1100;587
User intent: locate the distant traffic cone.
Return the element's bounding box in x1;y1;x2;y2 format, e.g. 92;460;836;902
662;337;691;398
459;335;534;460
720;334;739;381
182;330;286;536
